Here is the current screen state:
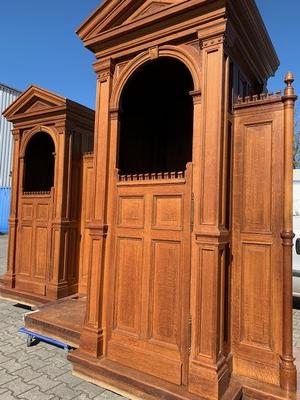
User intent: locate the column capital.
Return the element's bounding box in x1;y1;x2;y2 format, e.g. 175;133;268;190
12;128;21;140
198;21;236;50
94;59;115;82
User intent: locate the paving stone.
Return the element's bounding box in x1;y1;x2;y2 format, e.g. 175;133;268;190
0;377;35;396
23;357;51;371
55;372;83;388
72;395;90;400
40;364;67;378
0;358;24;372
0;390;19;400
98;390;126;399
14;366;43;382
0;370;17;385
0;354;12;364
8;350;35;364
74;381;106;398
27;375;61;391
19;387;55;400
46;383;82;399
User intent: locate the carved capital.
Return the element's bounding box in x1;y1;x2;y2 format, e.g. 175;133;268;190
12;128;21;140
109;107;120;121
198;21;236;50
189;90;202;105
94;59;115;82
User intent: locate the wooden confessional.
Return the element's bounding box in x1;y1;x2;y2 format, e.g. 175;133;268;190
68;0;297;399
0;85;94;303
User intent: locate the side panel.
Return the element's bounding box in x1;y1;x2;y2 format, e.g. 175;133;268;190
232;99;284;385
79;155;94;294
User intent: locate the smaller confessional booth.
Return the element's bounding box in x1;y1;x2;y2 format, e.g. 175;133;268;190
0;86;94;302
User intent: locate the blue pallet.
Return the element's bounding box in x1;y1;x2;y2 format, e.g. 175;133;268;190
19;327;72;351
0;187;11;234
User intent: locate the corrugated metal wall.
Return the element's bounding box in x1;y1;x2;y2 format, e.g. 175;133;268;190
0;187;11;233
0;84;21;187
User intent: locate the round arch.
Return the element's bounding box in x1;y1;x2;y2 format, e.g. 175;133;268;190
20;125;58;158
116;54;195;175
110;45;201;110
22;130;56;192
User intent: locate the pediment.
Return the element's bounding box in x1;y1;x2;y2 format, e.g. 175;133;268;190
124;1;175;23
3;85;66;120
77;0;182;43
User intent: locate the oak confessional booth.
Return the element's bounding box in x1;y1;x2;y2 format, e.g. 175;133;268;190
67;0;298;399
0;85;94;303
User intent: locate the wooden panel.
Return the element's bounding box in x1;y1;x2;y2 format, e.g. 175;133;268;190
242;123;272;233
198;246;216;358
240;243;272;350
107;340;182;385
150;240;180;346
33;226;48;279
118;196;144;228
18;226;32;276
232;100;285;386
36;203;49;221
200;49;221;226
114;238;142;334
152;195;182;230
21;204;33;220
15;279;46;296
87;237;101;326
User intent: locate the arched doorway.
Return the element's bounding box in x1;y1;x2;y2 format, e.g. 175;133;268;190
118;57;194;175
23;132;55;192
107;57;194;386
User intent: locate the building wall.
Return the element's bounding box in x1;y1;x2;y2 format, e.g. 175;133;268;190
0;84;21;233
0;84;21;187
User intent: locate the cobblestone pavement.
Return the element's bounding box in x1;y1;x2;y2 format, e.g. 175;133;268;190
0;234;300;399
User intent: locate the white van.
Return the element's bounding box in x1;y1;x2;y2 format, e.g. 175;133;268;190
293;170;300;298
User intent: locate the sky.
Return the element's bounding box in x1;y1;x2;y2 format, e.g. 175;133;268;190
0;1;299;111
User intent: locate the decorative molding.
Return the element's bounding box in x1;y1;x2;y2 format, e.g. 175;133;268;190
115;61;129;78
186;40;201;55
132;1;172;20
149;45;159;59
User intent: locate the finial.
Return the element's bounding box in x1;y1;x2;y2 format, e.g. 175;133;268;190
285;71;294;86
284;72;296;98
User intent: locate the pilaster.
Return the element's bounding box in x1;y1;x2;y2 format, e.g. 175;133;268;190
78;59;115;357
188;31;231;400
1;129;21;287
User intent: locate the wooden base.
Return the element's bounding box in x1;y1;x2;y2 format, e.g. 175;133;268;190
68;350;300;400
68;351;243;400
24;296;86;347
0;284;49;306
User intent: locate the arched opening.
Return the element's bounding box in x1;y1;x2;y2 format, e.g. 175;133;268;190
118;57;194;175
23;132;55;192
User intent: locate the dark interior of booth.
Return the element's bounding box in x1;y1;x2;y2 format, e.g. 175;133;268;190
23;132;55;192
118;57;194;175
